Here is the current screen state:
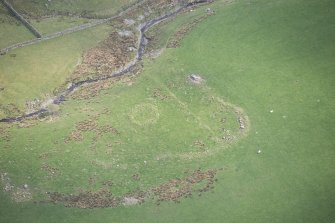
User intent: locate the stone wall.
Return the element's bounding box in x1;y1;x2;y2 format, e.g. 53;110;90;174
0;0;42;38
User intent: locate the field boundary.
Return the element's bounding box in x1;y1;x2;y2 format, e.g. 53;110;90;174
0;0;147;55
0;0;42;38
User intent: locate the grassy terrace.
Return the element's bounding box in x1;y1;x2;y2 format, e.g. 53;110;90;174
0;0;335;222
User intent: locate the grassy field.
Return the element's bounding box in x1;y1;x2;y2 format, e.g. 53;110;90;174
0;0;335;222
0;23;111;114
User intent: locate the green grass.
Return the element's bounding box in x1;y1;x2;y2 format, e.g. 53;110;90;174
0;0;335;222
0;23;111;113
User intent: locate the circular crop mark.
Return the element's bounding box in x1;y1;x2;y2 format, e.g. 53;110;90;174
129;103;159;126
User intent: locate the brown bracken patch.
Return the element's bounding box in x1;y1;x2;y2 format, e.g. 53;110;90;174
152;88;170;101
64;114;119;143
44;168;220;209
71;31;137;82
152;169;217;203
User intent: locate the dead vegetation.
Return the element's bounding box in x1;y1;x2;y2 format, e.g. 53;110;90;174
64;112;120;144
41;163;61;178
152;169;217;203
48;189;122;208
47;189;146;209
0;103;22;119
44;168;219;208
71;31;138;82
152;88;170;100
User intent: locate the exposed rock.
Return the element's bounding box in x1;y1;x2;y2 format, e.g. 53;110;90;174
238;117;245;129
128;46;137;52
123;197;140;206
189;74;203;84
4;183;13;192
124;19;135;26
12;188;32;202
